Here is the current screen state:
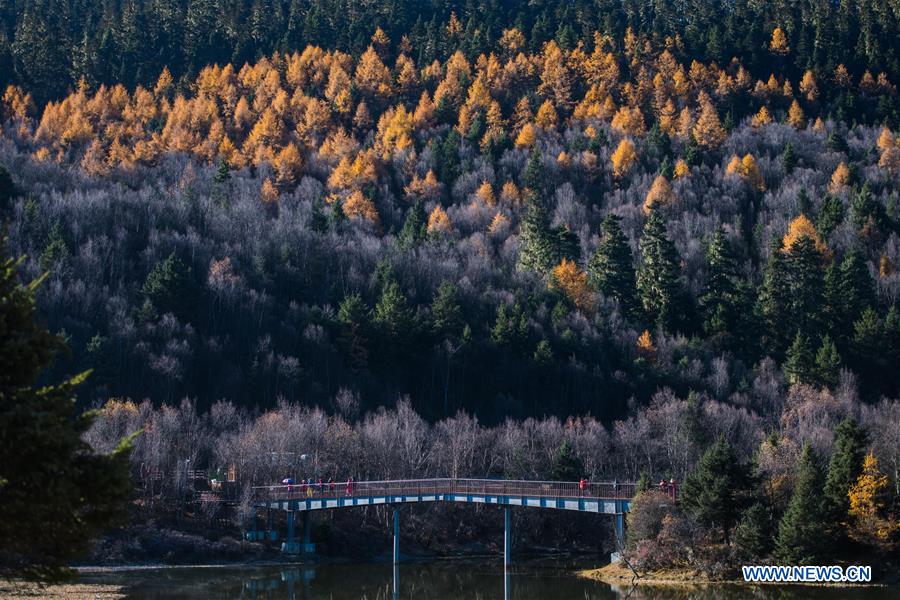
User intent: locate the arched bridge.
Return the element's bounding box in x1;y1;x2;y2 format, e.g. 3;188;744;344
251;478;637;565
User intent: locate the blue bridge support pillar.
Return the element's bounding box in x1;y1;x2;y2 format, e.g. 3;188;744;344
393;507;401;565
611;499;625;563
503;508;512;568
301;511;315;555
282;510;300;554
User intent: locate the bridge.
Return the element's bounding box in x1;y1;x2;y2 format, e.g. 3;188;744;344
252;478;636;566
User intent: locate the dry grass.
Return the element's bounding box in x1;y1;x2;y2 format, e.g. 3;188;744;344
0;582;125;599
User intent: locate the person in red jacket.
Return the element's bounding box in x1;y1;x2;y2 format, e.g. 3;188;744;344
346;476;354;496
578;477;587;496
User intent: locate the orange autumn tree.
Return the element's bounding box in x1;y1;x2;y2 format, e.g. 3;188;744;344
636;329;656;360
829;161;851;193
342;190;381;228
769;27;790;55
427;205;453;235
751;105;773;128
550;258;596;313
725;153;765;191
787;100;806;128
611;138;637;178
692;93;726;149
782;214;828;254
848;452;897;549
643;175;676;214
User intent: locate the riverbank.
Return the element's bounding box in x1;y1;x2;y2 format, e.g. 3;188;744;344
579;561;719;585
579;561;899;588
0;582;126;599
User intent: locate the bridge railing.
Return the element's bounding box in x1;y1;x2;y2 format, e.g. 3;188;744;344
253;478;636;503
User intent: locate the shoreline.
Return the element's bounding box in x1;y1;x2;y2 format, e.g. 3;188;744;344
577;561;891;588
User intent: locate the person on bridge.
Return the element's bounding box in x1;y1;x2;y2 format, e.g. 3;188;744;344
669;478;677;501
306;480;314;498
578;477;587;496
346;477;354;496
328;476;335;494
659;479;667;495
317;478;324;495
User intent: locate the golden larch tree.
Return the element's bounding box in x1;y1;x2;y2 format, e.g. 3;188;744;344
611;105;646;136
829;161;851;193
799;70;818;102
488;211;510;235
782;214;828;254
475;181;496;206
551;259;596;313
751;105;773;128
636;329;656;360
769;27;790;55
427;205;453;235
272;143;303;184
611;138;638;178
354;47;393;98
848;452;896;547
643;175;676;214
535;100;558;130
500;181;521;204
515;123;537;148
787;100;806;128
343;189;380;226
692;94;726;149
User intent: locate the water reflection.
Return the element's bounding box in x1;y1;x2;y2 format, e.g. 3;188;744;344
78;559;897;600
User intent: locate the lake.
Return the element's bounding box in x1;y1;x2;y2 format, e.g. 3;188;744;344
76;558;896;599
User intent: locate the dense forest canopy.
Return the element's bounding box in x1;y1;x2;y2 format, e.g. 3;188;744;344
1;15;898;422
2;0;899;105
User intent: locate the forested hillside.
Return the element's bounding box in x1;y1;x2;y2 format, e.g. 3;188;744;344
1;16;899;420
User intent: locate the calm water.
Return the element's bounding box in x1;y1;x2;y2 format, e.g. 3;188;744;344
78;558;896;599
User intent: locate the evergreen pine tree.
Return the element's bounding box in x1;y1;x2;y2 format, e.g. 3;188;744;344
399;200;427;249
776;444;827;564
518;193;554;272
635;470;651;496
517;191;573;273
758;239;792;354
587;214;641;320
142;251;196;320
823;417;868;523
839;248;876;324
337;292;370;369
784;236;825;338
817;195;845;237
784;330;815;386
551;439;583;481
814;335;841;388
431;281;463;337
0;236;133;582
523;147;546;195
637;210;690;333
781;142;797;173
822;262;844;340
700;227;739;344
680;436;753;544
733;502;774;560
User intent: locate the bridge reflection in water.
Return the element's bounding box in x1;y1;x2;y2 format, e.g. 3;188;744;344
252;477;635;583
240;560;616;600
